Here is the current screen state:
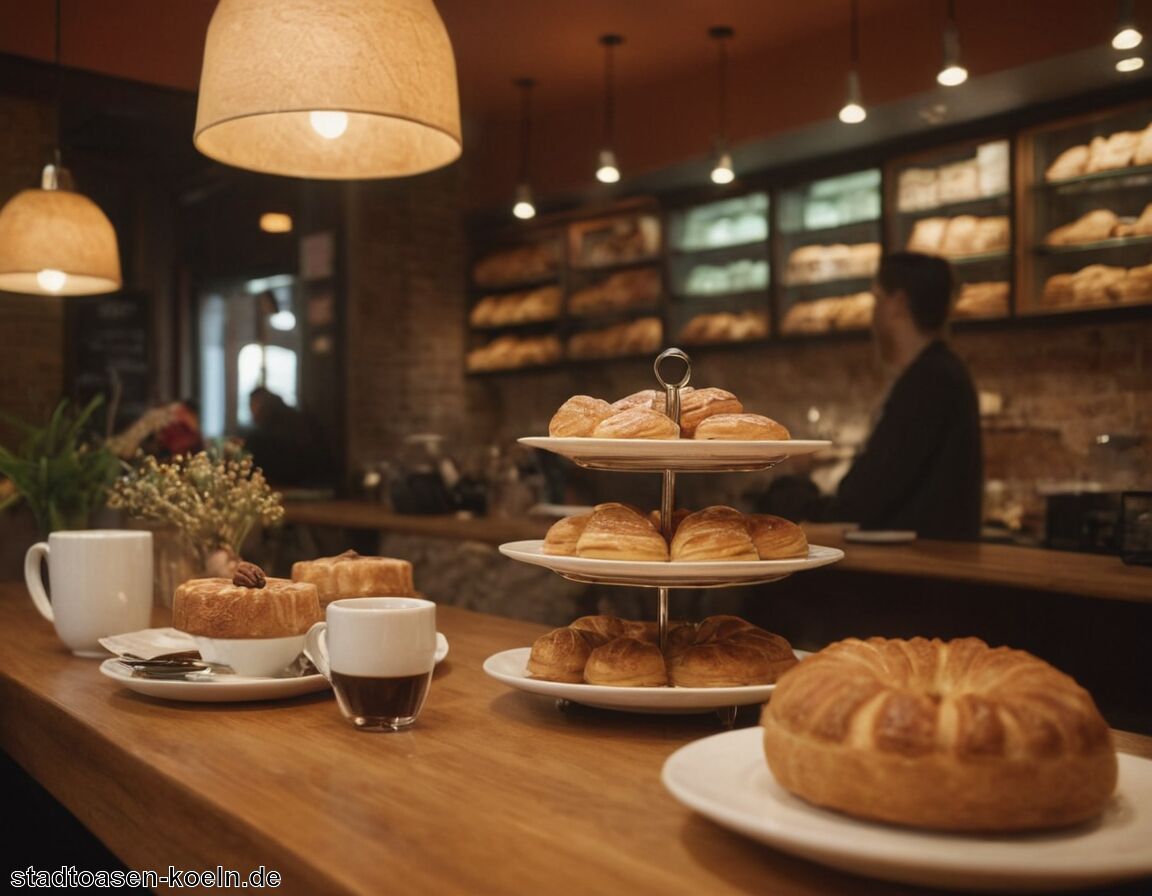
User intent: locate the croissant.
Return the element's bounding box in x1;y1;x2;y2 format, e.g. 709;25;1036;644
670;506;808;561
606;386;742;437
761;636;1118;831
549;502;669;561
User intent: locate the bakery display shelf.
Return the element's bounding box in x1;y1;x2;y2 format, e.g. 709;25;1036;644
669;239;768;259
946;250;1012;266
569;255;662;275
468;317;561;334
894;192;1010;217
781;274;872;296
671;287;768;304
1033;234;1152;255
470;274;560;294
1037;163;1152;193
777;219;880;242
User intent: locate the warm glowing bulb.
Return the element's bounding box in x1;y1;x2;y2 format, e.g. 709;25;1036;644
1116;55;1145;71
839;102;866;124
36;269;67;293
937;64;968;86
309;110;349;139
710;150;735;184
513;200;536;220
1113;27;1143;51
596;164;620;184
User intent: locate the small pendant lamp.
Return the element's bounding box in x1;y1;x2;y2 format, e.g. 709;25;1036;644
709;26;735;185
512;77;537;220
0;0;121;296
838;0;867;124
595;34;624;184
194;0;462;180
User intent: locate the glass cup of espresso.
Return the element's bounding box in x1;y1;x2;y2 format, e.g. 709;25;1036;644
304;597;437;731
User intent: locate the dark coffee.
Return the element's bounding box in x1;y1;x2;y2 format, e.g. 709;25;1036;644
331;670;432;729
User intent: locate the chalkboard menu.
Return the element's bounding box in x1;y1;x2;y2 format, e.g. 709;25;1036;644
67;292;151;429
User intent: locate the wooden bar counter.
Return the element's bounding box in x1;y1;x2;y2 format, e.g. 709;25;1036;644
1;583;1150;895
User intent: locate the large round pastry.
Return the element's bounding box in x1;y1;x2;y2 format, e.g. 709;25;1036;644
761;636;1118;831
291;550;415;608
173;568;321;639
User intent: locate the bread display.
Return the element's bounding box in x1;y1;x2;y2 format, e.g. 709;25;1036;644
528;614;798;688
936;158;981;204
1118;263;1152;303
909;215;1010;257
469;285;561;328
1045;119;1152;181
568;268;661;316
572;214;661;268
543;503;807;562
1045;144;1090;181
761;636;1118;831
1086;131;1140;173
678;310;768;345
466;334;562;372
1071;264;1126;304
780;293;873;334
953;281;1009;318
472;242;559;287
897;167;938;212
291;550;416;608
784;242;880;285
896;141;1009;211
173;565;321;639
1043;262;1152;307
1135;121;1152;167
906;216;950;254
1044;209;1121;245
566;316;662;360
1113;201;1152;238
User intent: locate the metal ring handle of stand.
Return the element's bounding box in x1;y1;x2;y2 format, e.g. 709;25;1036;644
653;348;691;651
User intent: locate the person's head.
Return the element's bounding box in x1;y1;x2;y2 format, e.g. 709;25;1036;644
871;252;955;363
249;386;283;425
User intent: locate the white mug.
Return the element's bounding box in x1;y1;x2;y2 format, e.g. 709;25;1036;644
25;529;154;657
305;597;437;731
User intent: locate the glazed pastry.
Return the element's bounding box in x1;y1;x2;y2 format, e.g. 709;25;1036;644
591;406;680;439
548;395;614;437
669;506;760;562
761;636;1118;831
677;387;743;437
569;502;670;561
693;413;790;441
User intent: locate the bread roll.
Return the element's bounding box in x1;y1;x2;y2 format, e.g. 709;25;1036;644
897;168;938;211
1086;131;1140;173
291;551;415;608
591;406;680;439
761;636;1118;831
526;627;596;683
173;575;321;639
678;387;742;437
1045;144;1089;181
693;413;790;441
548;395;614;437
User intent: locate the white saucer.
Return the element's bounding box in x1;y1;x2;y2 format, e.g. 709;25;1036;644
498;540;843;588
662;727;1152;892
483;647;807;714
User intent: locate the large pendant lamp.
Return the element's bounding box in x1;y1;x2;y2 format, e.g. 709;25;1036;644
194;0;462;180
0;0;121;296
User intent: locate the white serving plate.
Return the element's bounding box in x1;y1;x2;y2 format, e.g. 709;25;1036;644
498;540;843;588
519;436;831;472
662;727;1152;892
483;647;807;714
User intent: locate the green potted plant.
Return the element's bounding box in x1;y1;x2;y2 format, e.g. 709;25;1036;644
0;396;120;537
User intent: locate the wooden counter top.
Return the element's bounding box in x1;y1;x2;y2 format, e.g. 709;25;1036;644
282;501;1152;604
1;583;1150;895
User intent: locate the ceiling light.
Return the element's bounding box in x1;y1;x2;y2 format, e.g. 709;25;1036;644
259;213;293;234
1116;55;1145;71
512;78;537;220
1112;0;1144;50
839;1;867;124
936;1;968;87
193;0;462;180
0;0;121;296
596;34;624;184
708;26;736;184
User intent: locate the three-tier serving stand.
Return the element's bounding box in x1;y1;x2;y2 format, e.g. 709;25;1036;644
497;348;842;724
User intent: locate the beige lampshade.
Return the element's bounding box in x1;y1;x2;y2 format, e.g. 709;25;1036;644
194;0;462;180
0;184;122;296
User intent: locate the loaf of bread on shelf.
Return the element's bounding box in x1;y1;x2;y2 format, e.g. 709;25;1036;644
1135;121;1152;167
472;242;559;287
939;215;980;256
566;317;662;360
693;413;790;441
1041;273;1076;306
1086;131;1141;173
906;216;950;254
832;291;875;328
954;281;1009;318
543;502;669;561
781;298;833;334
469;285;561;328
1045;144;1089;181
1043;209;1120;246
1118;263;1152;303
970;216;1010;254
291;551;416;608
669;505;808;562
568;268;661;316
528;614;798;688
897;167;938;212
466;334;562;372
761;636;1118;831
1071;264;1126;304
678;311;769;344
173;573;321;639
937;159;981;204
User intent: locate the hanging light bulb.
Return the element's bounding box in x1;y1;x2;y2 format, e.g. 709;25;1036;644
1112;0;1143;50
1116;55;1145;71
839;1;867;124
0;1;121;296
708;26;736;184
595;34;624;184
194;0;462;179
512;78;537;220
936;0;968;86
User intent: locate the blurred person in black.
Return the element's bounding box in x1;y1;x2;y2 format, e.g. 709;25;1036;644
829;251;983;540
244;387;334;489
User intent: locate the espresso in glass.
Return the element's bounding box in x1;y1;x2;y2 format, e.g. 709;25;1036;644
331;670;432;731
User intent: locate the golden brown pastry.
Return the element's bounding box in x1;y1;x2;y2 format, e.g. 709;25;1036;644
693;413;790;441
173;572;321;639
1044;209;1120;246
591;407;680;439
1045;144;1089;181
761;636;1118;831
906;216;949;254
1086;131;1140;173
557;502;670;561
666;615;799;687
291;551;415;608
954;281;1010;318
678;387;743;437
1118;263;1152;303
526;627;597;683
548;395;614;437
646;508;691;539
542;513;592;555
1041;272;1075;306
670;506;807;561
745;513;809;559
939;215;980;256
1071;264;1125;304
1135;122;1152;167
584;637;668;686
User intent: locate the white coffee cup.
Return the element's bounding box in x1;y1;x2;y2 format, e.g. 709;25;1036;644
305;597;437;731
24;530;154;657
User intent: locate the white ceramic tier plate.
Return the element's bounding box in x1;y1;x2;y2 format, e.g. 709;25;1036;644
100;633;450;703
662;728;1152;892
498;541;844;588
483;647;807;713
519;436;831;472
